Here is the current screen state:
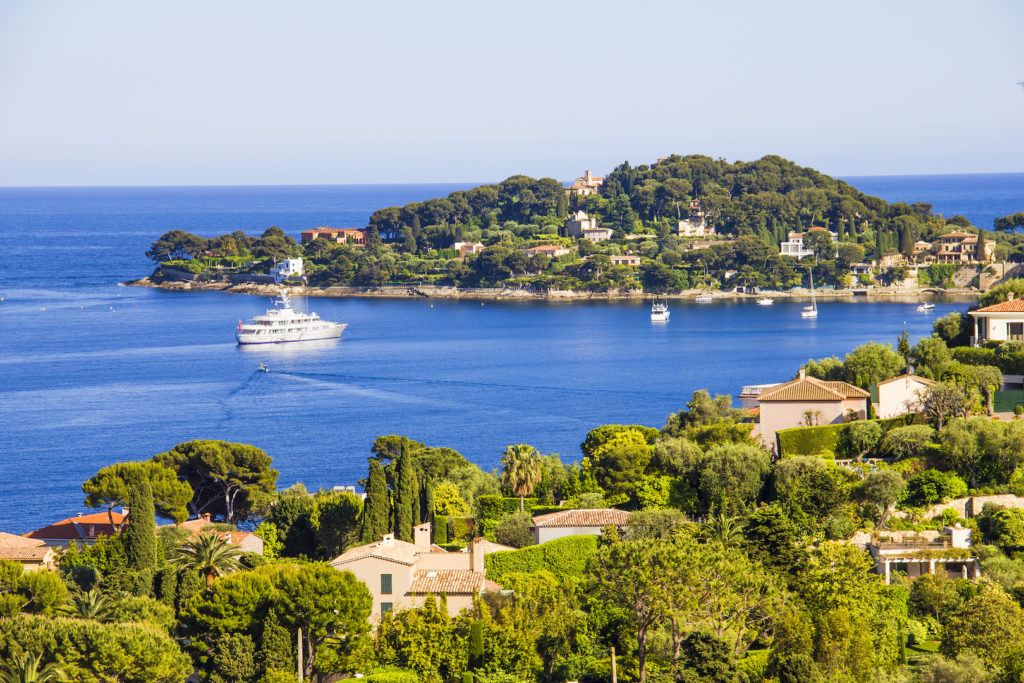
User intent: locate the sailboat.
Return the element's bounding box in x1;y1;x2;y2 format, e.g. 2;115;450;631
801;268;818;319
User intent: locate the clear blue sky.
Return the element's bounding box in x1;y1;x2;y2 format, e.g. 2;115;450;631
1;0;1022;186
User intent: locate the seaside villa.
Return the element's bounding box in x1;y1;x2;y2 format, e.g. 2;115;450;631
329;523;504;622
752;371;870;452
969;293;1024;346
779;227;838;260
565;211;612;243
867;526;979;585
874;373;935;419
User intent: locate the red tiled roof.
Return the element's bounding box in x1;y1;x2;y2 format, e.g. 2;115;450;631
972;299;1024;314
330;537;430;567
0;532;45;548
941;231;974;239
26;511;126;541
409;569;484;594
532;508;632;528
757;376;869;402
877;374;935;387
0;545;53;561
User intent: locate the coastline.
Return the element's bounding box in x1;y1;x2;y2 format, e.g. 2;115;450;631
123;275;981;303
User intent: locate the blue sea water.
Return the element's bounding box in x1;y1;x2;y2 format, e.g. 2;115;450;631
0;176;1021;532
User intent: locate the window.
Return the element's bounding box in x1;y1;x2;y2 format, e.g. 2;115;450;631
381;573;392;595
381;602;393;616
1009;323;1024;341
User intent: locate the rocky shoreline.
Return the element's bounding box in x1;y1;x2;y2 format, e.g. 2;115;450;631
123;275;980;303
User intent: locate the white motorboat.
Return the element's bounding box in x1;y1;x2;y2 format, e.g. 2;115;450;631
257;363;269;372
801;268;818;319
756;297;774;306
650;301;670;322
695;295;713;304
917;302;935;312
236;292;347;345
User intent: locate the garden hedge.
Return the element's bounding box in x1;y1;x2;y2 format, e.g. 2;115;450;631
484;535;599;586
776;414;922;459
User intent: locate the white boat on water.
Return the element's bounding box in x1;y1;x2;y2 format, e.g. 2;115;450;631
695;295;713;304
801;268;818;319
651;301;670;322
917;302;935;312
756;297;774;306
236;292;347;345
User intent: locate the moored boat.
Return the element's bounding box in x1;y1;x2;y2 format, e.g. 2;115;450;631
236;292;347;345
756;297;774;306
917;302;935;312
801;268;818;319
651;301;670;322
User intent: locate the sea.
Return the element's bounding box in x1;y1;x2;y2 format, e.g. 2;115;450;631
1;173;1022;532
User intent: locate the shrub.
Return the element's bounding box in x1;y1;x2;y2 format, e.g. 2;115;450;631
365;667;420;683
494;512;534;548
903;469;968;508
776;424;843;458
484;535;599;585
476;496;536;524
451;517;475;541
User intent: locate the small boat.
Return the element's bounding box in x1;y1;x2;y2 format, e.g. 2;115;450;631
756;297;774;306
257;363;269;373
917;302;935;312
650;301;670;322
695;295;713;304
801;268;818;319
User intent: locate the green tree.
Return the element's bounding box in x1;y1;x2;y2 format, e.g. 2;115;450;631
146;229;207;262
259;610;294;675
173;533;243;588
877;424;936;459
584;428;654;496
500;444;543;512
153;440;279;523
123;481;157;573
674;631;736;683
314;490;363;558
697;443;770;512
940;582;1024;667
360;460;391;544
64;588;117;622
841;342;905;388
393;451;417;542
846;421;882;461
494;511;534;548
212;633;258;683
856;470;904;527
82;460;193;528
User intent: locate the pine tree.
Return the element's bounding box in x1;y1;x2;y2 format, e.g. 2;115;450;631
394;452;416;542
123;481;156;573
360;460;391;544
259;610;294;674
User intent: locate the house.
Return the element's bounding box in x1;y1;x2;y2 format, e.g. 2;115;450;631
935;232;994;263
329;523;502;622
524;245;571;259
867;526;979;585
738;383;783;410
452;241;485;258
272;258;304;284
875;374;935;419
608;254;641;267
300;227;367;246
753;371;870;452
779;227;837;260
849;263;872;276
26;510;127;547
968;293;1024;346
565;170;604;197
565;211;612;243
0;532;57;571
676;219;714;238
158;513;264;555
531;508;632;545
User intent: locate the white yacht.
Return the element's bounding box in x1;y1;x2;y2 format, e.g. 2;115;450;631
236;292;347;345
756;297;774;306
695;294;713;304
917;302;935;312
650;301;670;322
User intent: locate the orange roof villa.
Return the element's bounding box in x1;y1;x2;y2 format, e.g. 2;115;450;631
752;371;870;452
26;511;127;546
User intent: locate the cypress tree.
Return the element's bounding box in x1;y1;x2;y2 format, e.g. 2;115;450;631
469;620;484;670
977;229;987;262
259;610;294;674
123;481;156;573
394;452;416;542
360;460;391;544
409;469;420;530
874;228;883;260
899;222;914;257
423;481;435;527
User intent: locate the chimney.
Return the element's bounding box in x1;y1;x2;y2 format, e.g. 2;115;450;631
201;513;212;523
414;522;432;549
225;533;232;544
1010;292;1015;301
121;507;129;516
798;369;806;380
382;532;395;547
471;537;484;573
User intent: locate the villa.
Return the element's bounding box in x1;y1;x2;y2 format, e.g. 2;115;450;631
300;227;367;246
26;511;126;547
158;513;264;555
272;258;304;284
531;508;632;545
565;170;604;197
524;244;571;259
874;373;934;419
452;241;486;258
753;371;870;452
609;254;641;267
935;231;994;264
779;227;838;260
329;523;503;622
867;526;979;585
968;293;1024;346
565;211;612;243
0;532;56;571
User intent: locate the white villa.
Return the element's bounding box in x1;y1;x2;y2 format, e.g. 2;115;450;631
875;374;934;419
565;170;604;197
867;526;979;585
272;258;304;284
779;227;838;260
969;294;1024;346
566;211;612;243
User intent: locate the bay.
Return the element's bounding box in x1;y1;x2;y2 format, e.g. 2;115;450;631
0;174;1019;532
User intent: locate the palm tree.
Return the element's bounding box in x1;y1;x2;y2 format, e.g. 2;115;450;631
0;652;65;683
500;444;543;512
172;533;243;588
701;510;745;548
64;589;116;622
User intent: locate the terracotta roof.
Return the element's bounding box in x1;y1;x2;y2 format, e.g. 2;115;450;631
0;545;53;561
26;511;126;541
160;519;257;548
877;374;935;387
971;299;1024;314
474;539;515;554
941;231;974;238
0;532;45;548
757;376;869;402
532;508;632;528
329;537;433;567
409;569;484;595
483;579;505;591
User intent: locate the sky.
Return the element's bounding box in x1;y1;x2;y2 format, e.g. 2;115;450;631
1;0;1022;186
